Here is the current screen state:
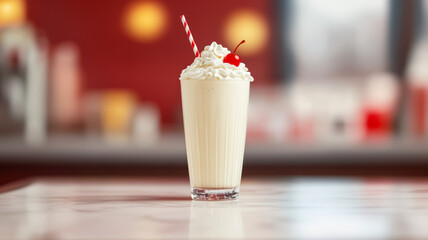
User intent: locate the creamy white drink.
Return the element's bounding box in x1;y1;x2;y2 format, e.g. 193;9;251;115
180;42;253;200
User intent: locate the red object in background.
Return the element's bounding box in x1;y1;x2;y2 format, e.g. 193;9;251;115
363;108;392;138
289;118;315;142
26;0;275;125
7;49;20;69
410;86;427;137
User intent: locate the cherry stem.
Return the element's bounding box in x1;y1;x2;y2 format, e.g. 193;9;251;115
233;40;245;54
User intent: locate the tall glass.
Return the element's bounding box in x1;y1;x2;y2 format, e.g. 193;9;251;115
180;79;250;200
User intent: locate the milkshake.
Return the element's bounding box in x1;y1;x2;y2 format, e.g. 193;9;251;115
180;42;254;200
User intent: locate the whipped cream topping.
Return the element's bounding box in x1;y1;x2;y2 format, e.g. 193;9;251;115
180;42;254;81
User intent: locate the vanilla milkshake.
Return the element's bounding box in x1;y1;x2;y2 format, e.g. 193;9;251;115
180;42;253;200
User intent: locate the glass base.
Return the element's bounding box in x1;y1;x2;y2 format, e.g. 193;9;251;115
191;187;239;200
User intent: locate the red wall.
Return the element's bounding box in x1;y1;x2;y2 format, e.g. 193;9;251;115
27;0;275;124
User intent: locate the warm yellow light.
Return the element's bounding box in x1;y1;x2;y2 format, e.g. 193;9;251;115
123;1;168;42
224;10;268;56
101;91;137;135
0;0;25;28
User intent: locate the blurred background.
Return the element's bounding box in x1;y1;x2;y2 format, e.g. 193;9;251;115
1;0;428;182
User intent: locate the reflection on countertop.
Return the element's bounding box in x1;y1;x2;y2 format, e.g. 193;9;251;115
1;177;428;239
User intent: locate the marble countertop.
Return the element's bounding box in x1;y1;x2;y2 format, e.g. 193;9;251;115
1;177;428;239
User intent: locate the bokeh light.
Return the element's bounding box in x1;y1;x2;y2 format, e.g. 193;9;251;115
123;1;168;42
0;0;25;28
101;90;137;137
224;9;268;56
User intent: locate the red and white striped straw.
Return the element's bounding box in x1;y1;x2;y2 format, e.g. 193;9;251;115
180;15;200;57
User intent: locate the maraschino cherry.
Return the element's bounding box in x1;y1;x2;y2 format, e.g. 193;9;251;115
223;40;245;67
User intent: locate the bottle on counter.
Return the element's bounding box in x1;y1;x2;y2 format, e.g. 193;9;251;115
404;42;428;139
361;73;398;141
